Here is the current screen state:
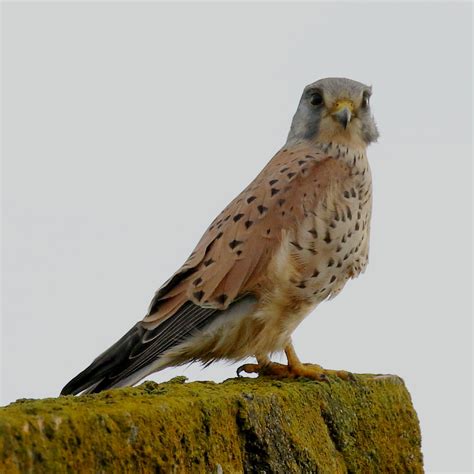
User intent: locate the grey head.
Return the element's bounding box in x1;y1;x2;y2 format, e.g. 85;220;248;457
287;77;379;147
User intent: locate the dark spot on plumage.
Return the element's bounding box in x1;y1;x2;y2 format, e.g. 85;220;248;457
323;231;332;244
348;231;353;238
346;207;352;220
343;253;349;261
247;196;256;204
193;277;202;286
308;228;318;238
216;231;223;240
298;160;306;166
257;205;268;215
351;188;357;198
229;240;243;250
329;221;337;229
217;294;228;305
357;211;361;220
305;155;315;159
283;148;288;152
296;281;306;289
287;172;296;179
236;250;243;256
266;228;271;235
312;269;320;278
281;211;286;216
355;222;360;231
290;241;303;250
224;215;230;222
336;245;342;252
271;188;280;196
330;275;337;283
343;191;350;199
327;258;335;267
193;290;204;302
244;220;254;229
280;167;289;173
204;258;214;267
278;198;286;207
233;213;244;222
341;234;347;243
336;261;342;268
269;179;278;186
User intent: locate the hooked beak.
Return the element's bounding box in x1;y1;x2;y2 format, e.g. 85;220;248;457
331;100;353;129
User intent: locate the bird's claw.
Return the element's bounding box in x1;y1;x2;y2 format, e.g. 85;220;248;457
237;363;260;377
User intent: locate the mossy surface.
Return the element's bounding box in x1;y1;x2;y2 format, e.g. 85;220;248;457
0;374;423;473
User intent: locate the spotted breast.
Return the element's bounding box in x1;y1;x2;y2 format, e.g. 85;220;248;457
286;142;372;303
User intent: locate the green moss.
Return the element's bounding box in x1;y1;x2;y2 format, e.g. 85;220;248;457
0;374;423;473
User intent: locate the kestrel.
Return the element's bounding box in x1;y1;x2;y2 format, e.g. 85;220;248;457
62;77;379;395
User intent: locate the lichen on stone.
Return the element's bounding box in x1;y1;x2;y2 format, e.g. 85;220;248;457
0;374;423;473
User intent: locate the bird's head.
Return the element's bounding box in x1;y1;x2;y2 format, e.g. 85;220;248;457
287;77;379;149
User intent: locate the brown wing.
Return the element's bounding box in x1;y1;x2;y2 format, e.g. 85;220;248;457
144;143;350;325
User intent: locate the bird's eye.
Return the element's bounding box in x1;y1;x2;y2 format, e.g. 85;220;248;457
361;92;370;108
310;91;323;106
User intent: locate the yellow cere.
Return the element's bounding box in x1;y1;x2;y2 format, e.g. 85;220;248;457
332;99;354;113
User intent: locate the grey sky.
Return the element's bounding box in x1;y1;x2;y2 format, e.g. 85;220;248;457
2;2;472;472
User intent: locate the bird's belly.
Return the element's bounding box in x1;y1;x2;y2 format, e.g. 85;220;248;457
165;294;304;362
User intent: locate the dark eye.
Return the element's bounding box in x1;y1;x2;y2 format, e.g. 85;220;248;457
361;92;370;108
310;91;323;106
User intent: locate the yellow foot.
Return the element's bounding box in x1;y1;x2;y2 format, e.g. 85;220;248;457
236;361;354;382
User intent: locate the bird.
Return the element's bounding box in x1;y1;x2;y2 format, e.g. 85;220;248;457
61;77;379;395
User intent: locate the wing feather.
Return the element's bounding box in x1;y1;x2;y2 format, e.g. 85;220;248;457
145;143;350;325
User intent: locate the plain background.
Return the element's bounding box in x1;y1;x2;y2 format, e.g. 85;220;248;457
2;2;472;472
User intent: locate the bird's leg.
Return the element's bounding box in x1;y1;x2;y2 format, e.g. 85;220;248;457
285;342;354;381
237;342;354;381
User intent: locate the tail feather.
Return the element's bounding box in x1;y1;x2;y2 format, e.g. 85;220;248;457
60;302;219;395
60;323;146;395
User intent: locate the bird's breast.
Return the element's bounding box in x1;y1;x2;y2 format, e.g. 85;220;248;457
265;148;373;306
